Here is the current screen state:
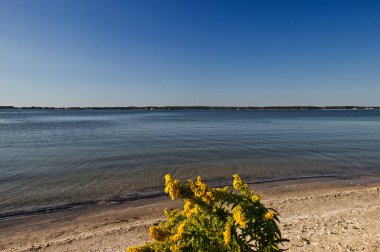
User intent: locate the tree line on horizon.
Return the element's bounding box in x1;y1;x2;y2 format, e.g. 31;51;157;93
0;106;379;110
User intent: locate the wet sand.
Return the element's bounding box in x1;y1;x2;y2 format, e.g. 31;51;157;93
0;176;379;252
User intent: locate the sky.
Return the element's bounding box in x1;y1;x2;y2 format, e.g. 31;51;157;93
0;0;379;107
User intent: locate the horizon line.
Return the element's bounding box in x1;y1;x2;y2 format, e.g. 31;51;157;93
1;105;380;110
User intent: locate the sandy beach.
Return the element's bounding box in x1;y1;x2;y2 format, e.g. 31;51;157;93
1;176;379;252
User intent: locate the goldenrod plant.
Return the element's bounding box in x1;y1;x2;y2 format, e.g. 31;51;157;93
127;174;288;251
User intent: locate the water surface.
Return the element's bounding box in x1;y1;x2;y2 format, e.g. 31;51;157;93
1;109;380;216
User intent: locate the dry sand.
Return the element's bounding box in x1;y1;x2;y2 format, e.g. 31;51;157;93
0;177;379;252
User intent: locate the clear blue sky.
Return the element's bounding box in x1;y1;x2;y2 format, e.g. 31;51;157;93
1;0;379;106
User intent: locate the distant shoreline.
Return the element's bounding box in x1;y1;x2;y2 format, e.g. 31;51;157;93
1;105;380;110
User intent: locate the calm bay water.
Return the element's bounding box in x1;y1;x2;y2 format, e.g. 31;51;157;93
1;109;380;216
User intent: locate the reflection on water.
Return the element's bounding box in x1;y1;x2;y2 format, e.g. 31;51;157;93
0;109;380;215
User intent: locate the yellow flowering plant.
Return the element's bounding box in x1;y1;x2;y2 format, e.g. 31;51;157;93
127;174;288;251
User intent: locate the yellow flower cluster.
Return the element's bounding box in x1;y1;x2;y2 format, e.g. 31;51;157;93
182;200;192;214
164;174;181;200
181;200;201;217
189;176;214;203
233;205;247;228
149;225;167;241
223;218;233;245
172;222;186;242
126;243;152;252
233;174;244;190
169;244;181;251
164;207;170;216
264;210;275;221
126;246;143;252
213;186;229;193
251;194;261;202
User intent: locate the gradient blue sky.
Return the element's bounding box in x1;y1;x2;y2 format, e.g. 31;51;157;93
1;0;379;106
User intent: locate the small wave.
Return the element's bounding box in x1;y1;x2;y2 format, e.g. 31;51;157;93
0;191;164;221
